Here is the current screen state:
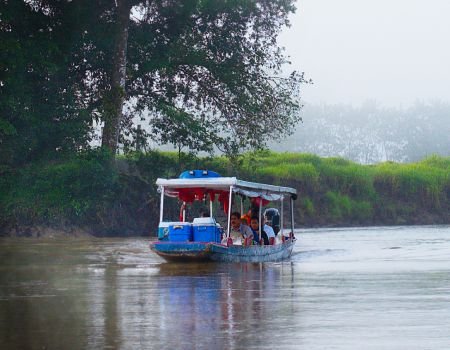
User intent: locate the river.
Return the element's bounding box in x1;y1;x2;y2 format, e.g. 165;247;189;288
1;225;449;349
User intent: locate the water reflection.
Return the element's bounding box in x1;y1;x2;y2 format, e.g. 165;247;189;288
114;262;296;349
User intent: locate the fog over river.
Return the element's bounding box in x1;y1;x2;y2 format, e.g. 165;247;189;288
1;225;449;349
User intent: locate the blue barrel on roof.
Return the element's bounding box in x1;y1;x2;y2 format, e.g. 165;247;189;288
179;170;221;179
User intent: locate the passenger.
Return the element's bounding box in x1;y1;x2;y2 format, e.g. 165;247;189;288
229;211;253;246
263;216;276;245
249;216;269;245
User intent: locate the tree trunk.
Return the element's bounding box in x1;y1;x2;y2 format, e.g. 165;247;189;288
101;0;131;154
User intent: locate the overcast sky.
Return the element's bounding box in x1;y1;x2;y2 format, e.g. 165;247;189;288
279;0;450;108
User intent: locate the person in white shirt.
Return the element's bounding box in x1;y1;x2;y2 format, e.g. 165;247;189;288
263;216;276;245
228;211;253;245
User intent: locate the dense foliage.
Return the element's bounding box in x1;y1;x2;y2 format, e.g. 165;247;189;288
1;151;448;236
0;1;94;165
1;1;304;163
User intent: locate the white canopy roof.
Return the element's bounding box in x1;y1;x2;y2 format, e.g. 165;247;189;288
156;177;297;200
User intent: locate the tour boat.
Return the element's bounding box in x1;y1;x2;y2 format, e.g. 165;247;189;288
150;170;297;262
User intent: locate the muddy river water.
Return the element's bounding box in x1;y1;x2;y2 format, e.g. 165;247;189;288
1;225;449;349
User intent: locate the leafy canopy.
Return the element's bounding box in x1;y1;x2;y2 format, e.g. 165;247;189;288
126;0;305;154
1;0;305;163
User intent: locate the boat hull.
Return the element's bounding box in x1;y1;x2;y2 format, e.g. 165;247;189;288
150;242;212;262
210;239;295;262
150;239;295;263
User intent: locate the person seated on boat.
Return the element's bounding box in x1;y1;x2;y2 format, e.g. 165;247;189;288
263;216;276;245
249;216;270;245
229;211;253;246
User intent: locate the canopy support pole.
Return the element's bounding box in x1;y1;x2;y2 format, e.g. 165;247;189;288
258;199;262;241
210;198;213;218
227;186;233;238
290;196;295;233
159;186;165;222
280;195;284;237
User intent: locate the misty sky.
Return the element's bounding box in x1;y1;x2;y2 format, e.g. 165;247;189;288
279;0;450;108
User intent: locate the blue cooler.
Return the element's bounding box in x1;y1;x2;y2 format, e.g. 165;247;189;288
158;222;170;240
192;218;221;243
168;222;193;242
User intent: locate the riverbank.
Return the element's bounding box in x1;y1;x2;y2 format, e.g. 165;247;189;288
4;225;95;238
1;151;449;237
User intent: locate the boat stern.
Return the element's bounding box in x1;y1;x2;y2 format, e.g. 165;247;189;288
150;242;213;262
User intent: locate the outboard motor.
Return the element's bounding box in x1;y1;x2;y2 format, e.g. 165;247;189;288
263;208;280;234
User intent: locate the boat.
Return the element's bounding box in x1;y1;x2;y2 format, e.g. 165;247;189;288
150;170;298;262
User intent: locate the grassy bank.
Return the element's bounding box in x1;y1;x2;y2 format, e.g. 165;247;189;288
1;151;449;236
237;152;449;226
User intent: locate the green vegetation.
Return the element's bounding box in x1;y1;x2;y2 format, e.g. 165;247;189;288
1;1;303;162
1;151;448;236
2;3;448;237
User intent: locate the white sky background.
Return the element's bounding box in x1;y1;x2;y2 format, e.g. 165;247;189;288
279;0;450;108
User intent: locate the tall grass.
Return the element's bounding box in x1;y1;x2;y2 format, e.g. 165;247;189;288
2;151;448;234
211;152;449;226
373;157;449;208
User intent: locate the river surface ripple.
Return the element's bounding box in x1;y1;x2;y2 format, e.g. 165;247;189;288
1;225;449;350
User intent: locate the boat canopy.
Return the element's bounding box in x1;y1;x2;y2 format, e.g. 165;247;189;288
156;177;297;202
156;171;297;240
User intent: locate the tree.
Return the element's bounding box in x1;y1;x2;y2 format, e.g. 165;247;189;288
99;0;132;153
91;0;305;155
2;1;305;160
0;1;94;166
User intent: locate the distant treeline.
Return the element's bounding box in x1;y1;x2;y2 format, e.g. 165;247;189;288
270;102;450;164
1;151;448;236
